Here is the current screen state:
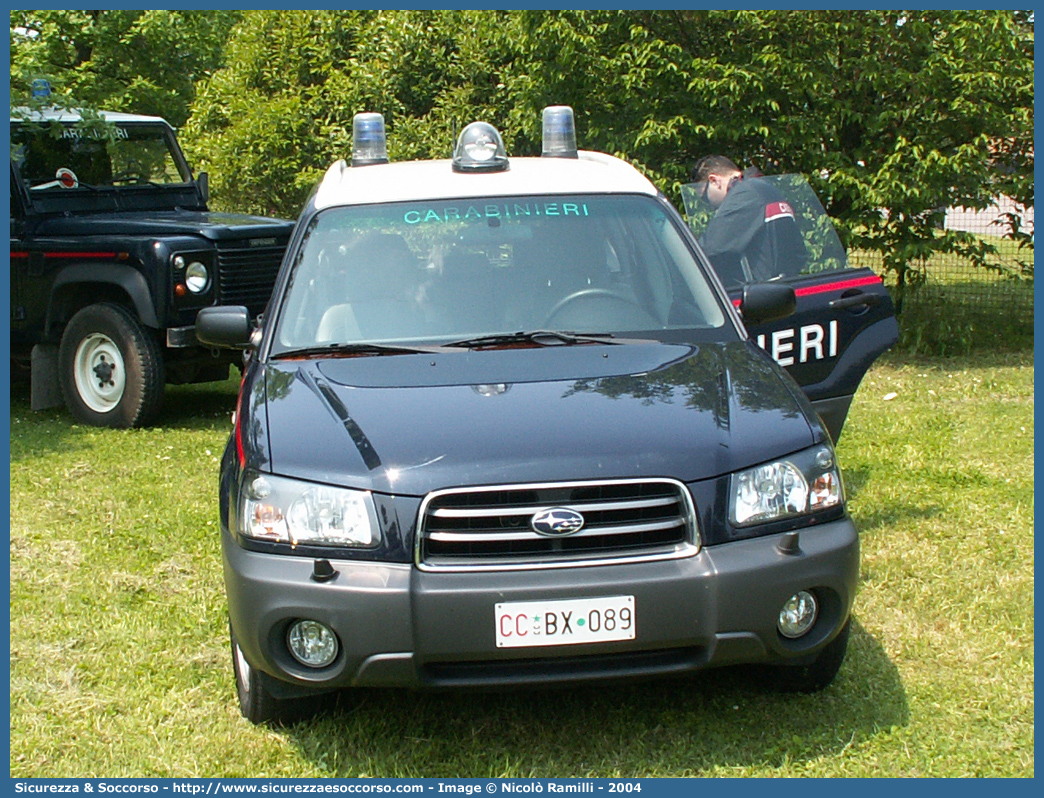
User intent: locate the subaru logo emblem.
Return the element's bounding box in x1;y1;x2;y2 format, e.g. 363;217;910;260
530;507;585;537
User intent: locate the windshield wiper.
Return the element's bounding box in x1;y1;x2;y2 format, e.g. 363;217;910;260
444;330;625;349
274;342;450;360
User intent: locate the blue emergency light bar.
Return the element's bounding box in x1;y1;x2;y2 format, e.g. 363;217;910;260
349;105;578;171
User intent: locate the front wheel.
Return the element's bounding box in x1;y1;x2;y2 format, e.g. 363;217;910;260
230;623;328;726
766;619;851;693
58;303;164;428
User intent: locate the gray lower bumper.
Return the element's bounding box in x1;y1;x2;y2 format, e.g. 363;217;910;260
224;517;859;691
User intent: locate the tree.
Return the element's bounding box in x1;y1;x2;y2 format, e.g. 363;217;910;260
183;10;520;216
183;9;1032;293
500;10;1034;289
10;10;240;127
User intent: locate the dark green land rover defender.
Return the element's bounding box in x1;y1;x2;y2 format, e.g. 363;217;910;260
10;107;293;427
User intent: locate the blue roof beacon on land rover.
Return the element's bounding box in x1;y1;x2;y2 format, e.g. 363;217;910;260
198;106;871;725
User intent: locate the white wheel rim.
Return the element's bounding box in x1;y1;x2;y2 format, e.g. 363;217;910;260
72;332;126;413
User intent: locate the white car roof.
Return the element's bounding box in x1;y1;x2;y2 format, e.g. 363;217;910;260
10;107;171;126
314;150;660;210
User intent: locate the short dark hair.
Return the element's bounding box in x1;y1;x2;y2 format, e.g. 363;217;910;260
691;155;740;183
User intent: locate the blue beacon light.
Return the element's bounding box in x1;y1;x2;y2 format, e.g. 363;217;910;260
352;112;389;167
541;105;578;159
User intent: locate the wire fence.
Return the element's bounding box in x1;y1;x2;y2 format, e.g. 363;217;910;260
846;197;1034;352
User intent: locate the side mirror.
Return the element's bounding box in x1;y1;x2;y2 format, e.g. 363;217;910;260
197;171;210;204
739;282;797;325
197;305;252;348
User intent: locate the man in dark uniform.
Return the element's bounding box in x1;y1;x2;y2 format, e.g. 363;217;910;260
692;155;808;289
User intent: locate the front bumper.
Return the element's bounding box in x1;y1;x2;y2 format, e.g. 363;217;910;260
224;517;859;693
166;325;197;348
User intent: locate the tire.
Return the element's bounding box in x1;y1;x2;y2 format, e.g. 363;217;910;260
230;623;326;726
58;303;164;428
767;619;851;694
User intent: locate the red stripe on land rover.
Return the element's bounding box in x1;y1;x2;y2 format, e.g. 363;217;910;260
10;251;119;260
794;275;882;297
43;251;118;259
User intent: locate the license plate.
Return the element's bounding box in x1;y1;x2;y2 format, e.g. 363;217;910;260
495;595;635;648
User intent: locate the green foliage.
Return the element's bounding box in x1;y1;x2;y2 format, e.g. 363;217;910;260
182;10;524;215
893;281;1034;356
500;11;1034;285
10;10;240;127
896;304;1031;356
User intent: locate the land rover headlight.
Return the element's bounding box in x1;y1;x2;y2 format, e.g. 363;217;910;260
240;472;380;548
184;260;210;293
730;445;843;527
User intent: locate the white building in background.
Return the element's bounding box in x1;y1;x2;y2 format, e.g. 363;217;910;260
945;196;1034;236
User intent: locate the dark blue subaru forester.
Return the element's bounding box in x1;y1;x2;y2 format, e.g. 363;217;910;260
199;107;887;724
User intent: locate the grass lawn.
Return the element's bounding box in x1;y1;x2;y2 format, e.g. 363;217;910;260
8;350;1034;777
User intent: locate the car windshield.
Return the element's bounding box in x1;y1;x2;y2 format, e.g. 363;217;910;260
11;121;191;190
271;193;728;354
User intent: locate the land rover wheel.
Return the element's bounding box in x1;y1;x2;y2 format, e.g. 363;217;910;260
58;303;164;428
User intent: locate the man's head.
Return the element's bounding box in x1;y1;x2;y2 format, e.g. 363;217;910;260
692;155;743;208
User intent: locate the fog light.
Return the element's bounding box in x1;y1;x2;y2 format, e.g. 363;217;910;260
287;620;339;668
778;591;818;638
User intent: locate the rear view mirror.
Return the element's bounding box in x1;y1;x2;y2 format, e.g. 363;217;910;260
197;305;252;348
739;282;797;325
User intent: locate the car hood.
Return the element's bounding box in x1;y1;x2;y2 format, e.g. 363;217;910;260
33;210;294;241
257;341;818;496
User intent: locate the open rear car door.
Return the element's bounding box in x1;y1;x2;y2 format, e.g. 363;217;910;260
682;174;898;441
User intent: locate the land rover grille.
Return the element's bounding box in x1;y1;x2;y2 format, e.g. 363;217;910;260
215;240;287;316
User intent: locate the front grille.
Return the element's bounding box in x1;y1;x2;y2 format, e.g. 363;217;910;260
417;479;699;571
215;241;288;316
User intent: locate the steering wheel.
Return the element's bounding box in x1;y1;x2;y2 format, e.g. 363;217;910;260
543;288;660;329
112;160;147;184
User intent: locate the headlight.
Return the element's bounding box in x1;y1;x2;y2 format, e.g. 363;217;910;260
240;472;380;549
730;445;843;527
184;261;210;293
